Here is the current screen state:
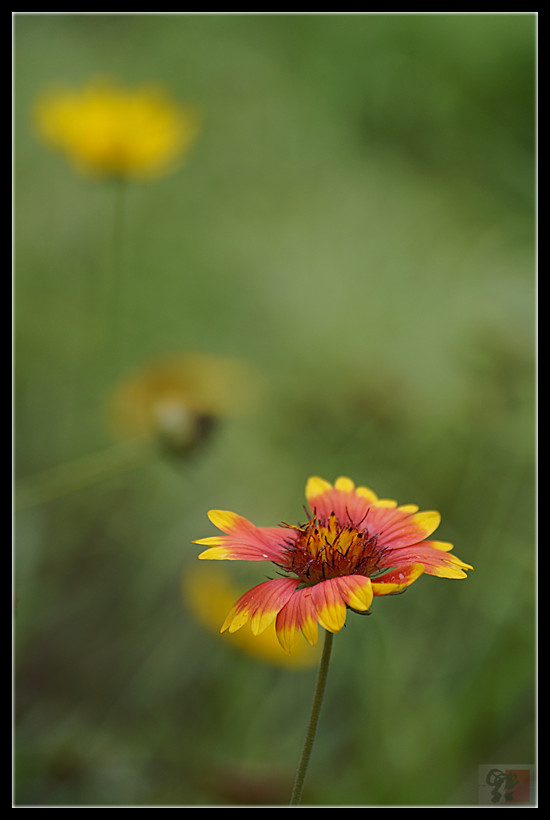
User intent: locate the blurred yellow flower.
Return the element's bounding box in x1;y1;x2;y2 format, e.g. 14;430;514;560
184;566;320;668
34;79;201;180
108;352;263;456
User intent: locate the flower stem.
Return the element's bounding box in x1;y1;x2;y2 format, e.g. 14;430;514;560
110;176;127;362
289;629;334;806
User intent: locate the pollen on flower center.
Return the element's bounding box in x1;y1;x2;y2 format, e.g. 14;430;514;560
280;513;384;584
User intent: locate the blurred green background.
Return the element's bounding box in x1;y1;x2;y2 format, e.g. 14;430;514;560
14;13;536;807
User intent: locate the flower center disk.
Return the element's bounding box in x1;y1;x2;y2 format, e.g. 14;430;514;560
281;514;382;584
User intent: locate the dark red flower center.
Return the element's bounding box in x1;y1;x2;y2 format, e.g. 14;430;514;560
279;513;386;585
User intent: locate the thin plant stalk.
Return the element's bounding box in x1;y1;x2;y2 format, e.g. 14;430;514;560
110;176;127;363
290;629;334;806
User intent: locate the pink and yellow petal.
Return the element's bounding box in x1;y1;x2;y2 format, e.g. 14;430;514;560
183;567;320;668
307;478;432;545
428;540;454;552
221;577;300;635
275;591;305;653
194;509;289;562
333;476;356;493
207;509;244;532
305;478;345;520
397;504;419;514
296;588;320;647
249;578;301;636
333;575;373;612
305;476;333;500
334;476;379;505
382;542;473;579
306;475;371;526
222;602;252;633
355;485;379;504
371;563;425;596
310;578;348;633
196;544;239;561
367;506;442;549
407;510;441;538
274;586;322;653
373;498;398;509
421;550;473;579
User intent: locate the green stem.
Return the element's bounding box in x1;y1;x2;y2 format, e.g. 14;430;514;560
110;176;127;361
290;629;334;806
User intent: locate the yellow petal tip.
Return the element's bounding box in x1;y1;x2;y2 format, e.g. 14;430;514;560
207;509;240;531
305;476;332;499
